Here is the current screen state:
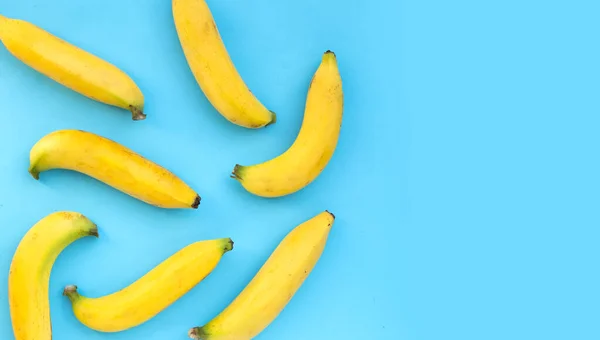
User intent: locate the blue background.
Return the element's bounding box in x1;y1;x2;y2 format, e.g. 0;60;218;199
0;0;598;339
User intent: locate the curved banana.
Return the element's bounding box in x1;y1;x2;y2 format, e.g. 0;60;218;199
64;238;233;332
189;211;335;340
29;129;201;209
0;14;145;120
231;51;343;197
172;0;276;128
9;211;98;340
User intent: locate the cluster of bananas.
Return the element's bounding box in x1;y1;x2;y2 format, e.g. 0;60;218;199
1;0;343;339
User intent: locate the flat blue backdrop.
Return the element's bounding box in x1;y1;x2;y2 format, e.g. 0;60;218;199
0;0;598;339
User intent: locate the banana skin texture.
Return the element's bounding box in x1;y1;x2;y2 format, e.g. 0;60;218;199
9;211;99;340
0;14;145;120
173;0;276;128
64;238;233;333
189;211;335;340
29;129;201;209
232;51;343;197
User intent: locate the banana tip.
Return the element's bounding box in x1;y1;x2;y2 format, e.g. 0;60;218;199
89;225;99;237
28;167;40;180
230;165;244;181
266;110;277;126
63;285;78;296
326;210;336;220
129;105;146;121
192;195;201;209
224;238;234;252
188;327;204;339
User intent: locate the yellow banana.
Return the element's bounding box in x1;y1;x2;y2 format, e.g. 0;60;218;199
172;0;276;128
189;211;335;340
0;14;145;120
64;237;233;332
231;51;343;197
29;129;201;209
9;211;99;340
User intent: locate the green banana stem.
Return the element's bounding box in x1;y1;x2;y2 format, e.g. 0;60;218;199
221;238;234;253
28;166;40;180
265;111;277;126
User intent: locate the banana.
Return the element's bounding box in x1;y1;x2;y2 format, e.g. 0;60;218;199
29;129;201;209
172;0;276;128
231;51;343;197
189;211;335;340
64;237;233;333
0;14;145;120
9;211;99;340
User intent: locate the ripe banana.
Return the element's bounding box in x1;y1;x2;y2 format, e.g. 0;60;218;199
172;0;276;128
189;211;335;340
231;51;343;197
0;14;145;120
64;237;233;332
9;211;99;340
29;129;201;209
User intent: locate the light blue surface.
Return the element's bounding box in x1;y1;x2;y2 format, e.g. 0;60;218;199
0;0;599;339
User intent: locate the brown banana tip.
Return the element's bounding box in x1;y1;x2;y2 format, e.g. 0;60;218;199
129;105;146;121
192;195;201;209
326;210;336;220
89;226;99;237
63;285;78;296
188;327;205;339
325;50;336;57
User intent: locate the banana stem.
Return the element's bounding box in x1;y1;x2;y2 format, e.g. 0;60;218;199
192;195;201;209
129;105;146;121
230;165;245;181
88;226;100;238
63;285;82;304
221;238;234;253
265;110;277;126
28;166;40;180
188;327;209;339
